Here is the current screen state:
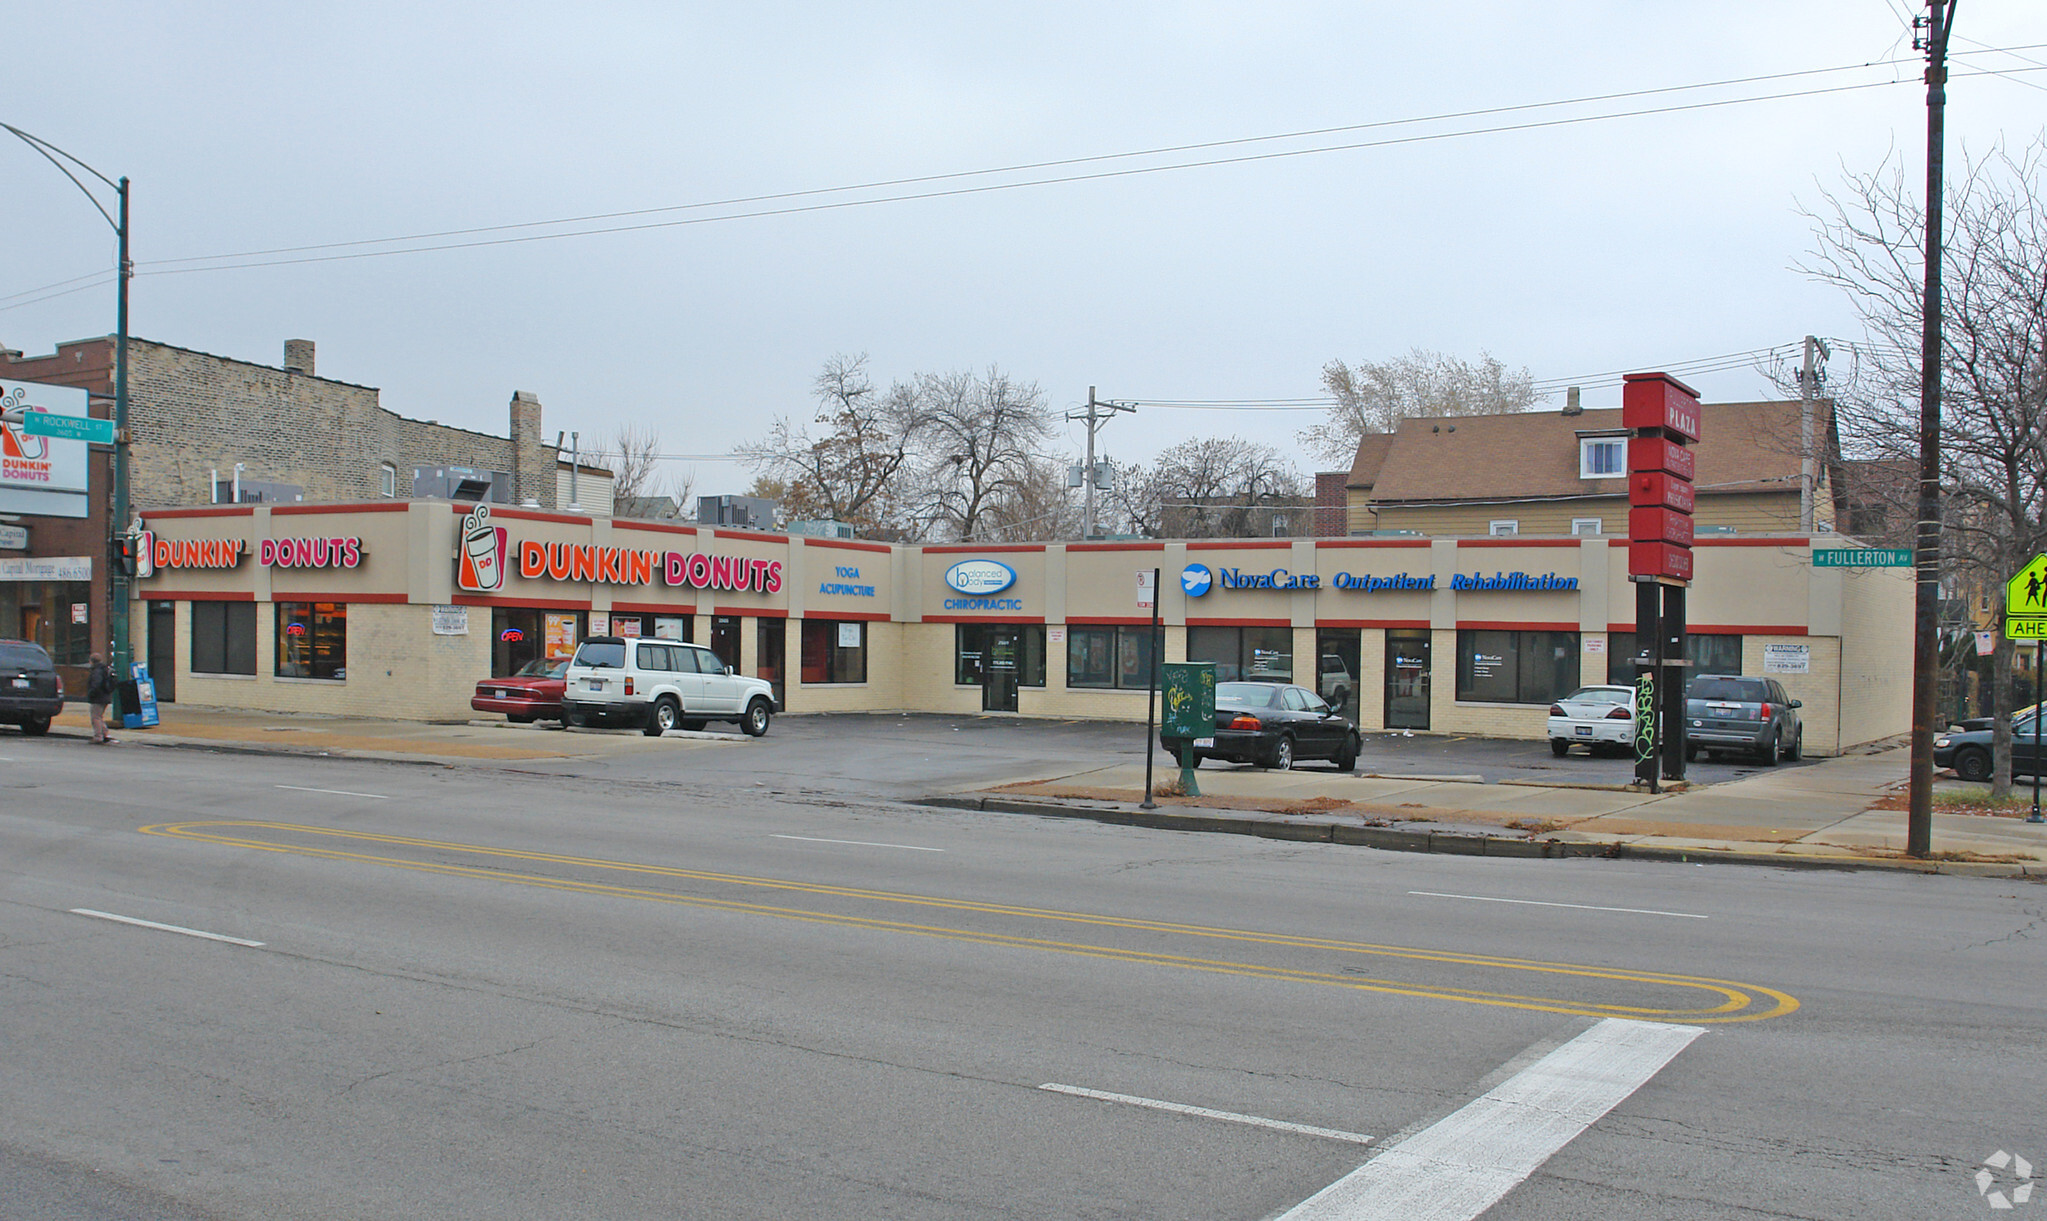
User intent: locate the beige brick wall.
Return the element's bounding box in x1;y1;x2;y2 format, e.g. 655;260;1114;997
786;620;906;713
1836;566;1914;748
162;601;488;722
1742;634;1843;756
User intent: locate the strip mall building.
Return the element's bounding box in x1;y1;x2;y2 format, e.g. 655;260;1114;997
129;500;1912;755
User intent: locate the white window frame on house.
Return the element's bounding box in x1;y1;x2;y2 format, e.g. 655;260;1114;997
379;462;398;497
1571;517;1603;536
1579;437;1626;479
1489;519;1519;536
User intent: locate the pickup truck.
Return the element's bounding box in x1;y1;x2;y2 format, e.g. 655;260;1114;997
1684;674;1803;765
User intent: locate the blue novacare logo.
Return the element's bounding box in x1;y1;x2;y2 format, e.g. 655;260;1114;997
1181;563;1213;597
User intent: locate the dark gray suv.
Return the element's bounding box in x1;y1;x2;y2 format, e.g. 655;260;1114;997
0;639;64;736
1684;674;1803;764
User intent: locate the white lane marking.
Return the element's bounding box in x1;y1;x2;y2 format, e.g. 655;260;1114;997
1408;890;1707;919
276;784;389;800
1276;1018;1702;1221
770;834;944;852
69;909;265;947
1038;1083;1373;1146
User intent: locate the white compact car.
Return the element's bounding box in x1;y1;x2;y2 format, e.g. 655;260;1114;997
1546;684;1637;757
561;636;776;737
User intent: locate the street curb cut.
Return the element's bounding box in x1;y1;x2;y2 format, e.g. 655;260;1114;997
918;795;2046;877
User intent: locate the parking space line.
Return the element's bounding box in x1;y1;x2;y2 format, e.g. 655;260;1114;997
771;834;944;852
1409;891;1707;919
70;908;265;947
1039;1083;1373;1146
277;785;389;800
1275;1018;1701;1220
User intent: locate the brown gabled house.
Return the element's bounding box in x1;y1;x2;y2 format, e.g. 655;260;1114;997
1344;398;1838;538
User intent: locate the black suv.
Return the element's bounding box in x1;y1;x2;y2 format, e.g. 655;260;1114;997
1684;674;1803;765
0;639;64;736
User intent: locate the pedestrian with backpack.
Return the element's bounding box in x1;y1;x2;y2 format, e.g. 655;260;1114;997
86;653;116;744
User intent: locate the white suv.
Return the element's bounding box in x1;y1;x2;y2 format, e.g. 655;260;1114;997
561;637;776;737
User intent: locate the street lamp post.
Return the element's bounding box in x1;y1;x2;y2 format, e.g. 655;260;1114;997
3;126;135;691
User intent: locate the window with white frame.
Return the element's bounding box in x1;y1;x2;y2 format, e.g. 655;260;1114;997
1489;519;1519;536
1571;517;1603;536
379;462;398;497
1579;437;1625;478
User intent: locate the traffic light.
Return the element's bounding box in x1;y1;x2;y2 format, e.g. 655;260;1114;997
112;533;137;577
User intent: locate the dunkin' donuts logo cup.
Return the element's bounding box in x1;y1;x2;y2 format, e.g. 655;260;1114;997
460;505;507;592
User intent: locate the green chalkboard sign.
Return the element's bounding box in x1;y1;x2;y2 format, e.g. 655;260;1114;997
1161;662;1216;739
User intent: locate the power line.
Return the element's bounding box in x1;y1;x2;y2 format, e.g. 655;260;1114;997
132;52;1951;272
120;64;2047;281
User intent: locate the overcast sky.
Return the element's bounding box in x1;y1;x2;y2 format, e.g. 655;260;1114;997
8;2;2044;493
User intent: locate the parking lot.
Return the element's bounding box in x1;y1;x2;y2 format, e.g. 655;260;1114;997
496;710;1827;797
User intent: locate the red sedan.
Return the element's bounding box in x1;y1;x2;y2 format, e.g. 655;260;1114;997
472;657;570;723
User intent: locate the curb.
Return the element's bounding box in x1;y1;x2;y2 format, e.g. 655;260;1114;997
919;795;2046;877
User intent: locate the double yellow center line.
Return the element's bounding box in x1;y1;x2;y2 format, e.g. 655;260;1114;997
139;820;1799;1023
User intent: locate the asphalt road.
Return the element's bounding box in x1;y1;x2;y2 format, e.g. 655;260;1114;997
1;731;2040;1220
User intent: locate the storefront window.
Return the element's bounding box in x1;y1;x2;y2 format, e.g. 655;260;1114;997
1457;629;1578;704
491;608;544;676
956;625;1046;687
0;581;92;666
800;618;867;684
1187;625;1293;685
276;602;347;680
1066;625;1157;690
1605;633;1744;684
192;602;257;675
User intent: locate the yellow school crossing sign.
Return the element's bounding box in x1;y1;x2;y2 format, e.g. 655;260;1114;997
2007;554;2047;638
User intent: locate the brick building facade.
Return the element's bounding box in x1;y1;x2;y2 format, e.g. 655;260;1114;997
2;337;561;510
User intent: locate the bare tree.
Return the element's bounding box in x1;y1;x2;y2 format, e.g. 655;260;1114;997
1144;437;1304;538
976;455;1083;542
1800;139;2047;796
1101;457;1168;538
1302;349;1542;466
735;354;928;537
588;423;695;517
905;367;1054;542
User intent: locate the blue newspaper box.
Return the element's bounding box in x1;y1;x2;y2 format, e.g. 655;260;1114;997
121;662;161;729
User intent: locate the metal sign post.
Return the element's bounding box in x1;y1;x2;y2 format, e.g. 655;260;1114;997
1140;567;1162;810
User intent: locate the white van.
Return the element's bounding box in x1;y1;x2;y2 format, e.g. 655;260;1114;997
561;636;776;737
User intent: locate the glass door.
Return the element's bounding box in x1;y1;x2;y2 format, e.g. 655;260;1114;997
1384;629;1431;730
983;626;1020;712
149;601;176;703
756;618;785;708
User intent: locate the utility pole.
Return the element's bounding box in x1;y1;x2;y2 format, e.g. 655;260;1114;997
1798;335;1828;533
1068;387;1134;539
1908;0;1956;859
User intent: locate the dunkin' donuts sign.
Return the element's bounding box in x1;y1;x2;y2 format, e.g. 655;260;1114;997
454;503;782;594
515;540;782;593
135;529;363;577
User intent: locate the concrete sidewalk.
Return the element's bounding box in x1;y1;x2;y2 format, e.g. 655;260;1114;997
962;748;2047;875
27;704;2044;875
36;705;737;765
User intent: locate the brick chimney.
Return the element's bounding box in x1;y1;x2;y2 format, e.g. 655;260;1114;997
508;391;553;509
283;339;316;376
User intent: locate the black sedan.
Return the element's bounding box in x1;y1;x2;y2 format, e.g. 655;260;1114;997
1935;713;2046;782
1160;681;1360;771
0;638;64;736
